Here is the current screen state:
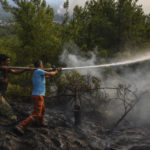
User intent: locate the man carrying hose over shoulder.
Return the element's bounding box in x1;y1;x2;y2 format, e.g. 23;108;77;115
15;60;61;134
0;54;29;121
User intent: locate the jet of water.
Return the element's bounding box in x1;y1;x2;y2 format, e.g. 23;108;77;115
62;55;150;71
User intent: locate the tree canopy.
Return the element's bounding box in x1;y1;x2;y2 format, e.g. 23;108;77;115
0;0;149;62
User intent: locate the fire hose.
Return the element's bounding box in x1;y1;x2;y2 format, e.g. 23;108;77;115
7;54;150;71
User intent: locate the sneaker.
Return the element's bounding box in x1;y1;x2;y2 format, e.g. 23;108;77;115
15;126;24;135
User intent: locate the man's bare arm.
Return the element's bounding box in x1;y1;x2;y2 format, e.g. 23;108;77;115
45;68;61;76
10;69;26;74
10;67;33;74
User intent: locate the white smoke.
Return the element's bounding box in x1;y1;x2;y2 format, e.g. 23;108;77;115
138;0;150;14
59;48;150;126
60;49;101;76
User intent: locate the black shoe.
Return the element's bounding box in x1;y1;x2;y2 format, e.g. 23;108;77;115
15;126;24;135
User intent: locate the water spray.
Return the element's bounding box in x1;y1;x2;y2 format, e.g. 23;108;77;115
62;55;150;71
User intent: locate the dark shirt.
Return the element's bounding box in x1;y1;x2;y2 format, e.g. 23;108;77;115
0;66;11;95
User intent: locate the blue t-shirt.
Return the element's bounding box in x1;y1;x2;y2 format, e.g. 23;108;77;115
32;69;46;96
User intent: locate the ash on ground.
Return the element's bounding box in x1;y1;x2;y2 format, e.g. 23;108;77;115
0;97;150;150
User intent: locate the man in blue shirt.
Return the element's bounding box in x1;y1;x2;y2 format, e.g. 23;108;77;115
15;60;61;134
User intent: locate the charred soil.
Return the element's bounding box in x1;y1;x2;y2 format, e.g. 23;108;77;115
0;98;150;150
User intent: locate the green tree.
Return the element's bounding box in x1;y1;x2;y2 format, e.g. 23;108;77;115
0;0;62;65
116;0;145;51
63;0;69;25
67;0;117;55
144;15;150;43
64;0;148;57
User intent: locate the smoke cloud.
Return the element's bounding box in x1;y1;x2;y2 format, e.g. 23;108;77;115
60;49;101;76
59;47;150;126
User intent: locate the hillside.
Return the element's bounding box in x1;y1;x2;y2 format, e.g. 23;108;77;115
0;98;102;150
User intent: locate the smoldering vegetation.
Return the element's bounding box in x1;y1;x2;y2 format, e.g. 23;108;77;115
1;51;150;150
59;49;150;124
49;49;150;150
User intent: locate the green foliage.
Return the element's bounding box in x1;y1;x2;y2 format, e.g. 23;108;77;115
0;0;150;99
0;0;150;63
55;71;102;106
63;0;150;57
0;35;18;63
6;71;33;98
63;0;69;9
116;0;145;50
57;71;101;92
144;15;150;42
6;83;32;98
1;0;62;65
0;26;11;37
65;0;118;53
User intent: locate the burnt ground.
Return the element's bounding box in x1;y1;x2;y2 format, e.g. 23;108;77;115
0;97;150;150
0;97;101;150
